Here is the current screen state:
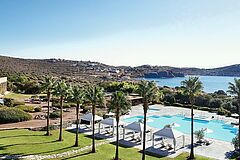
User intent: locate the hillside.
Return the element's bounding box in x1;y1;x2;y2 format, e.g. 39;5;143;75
0;55;240;80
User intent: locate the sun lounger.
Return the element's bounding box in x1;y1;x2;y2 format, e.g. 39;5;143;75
204;139;213;146
165;144;173;150
105;129;113;135
160;140;166;148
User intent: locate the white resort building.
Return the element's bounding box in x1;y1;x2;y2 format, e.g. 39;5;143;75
0;77;7;95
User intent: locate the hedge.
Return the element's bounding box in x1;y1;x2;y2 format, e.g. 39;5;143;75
0;108;32;124
13;101;25;106
15;105;35;113
50;111;60;119
34;107;42;112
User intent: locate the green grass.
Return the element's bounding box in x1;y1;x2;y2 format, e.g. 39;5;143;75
0;129;97;156
0;129;212;160
4;92;45;100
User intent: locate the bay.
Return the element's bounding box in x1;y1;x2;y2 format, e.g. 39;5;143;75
140;76;239;93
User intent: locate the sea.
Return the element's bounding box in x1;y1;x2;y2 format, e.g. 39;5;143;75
139;76;239;93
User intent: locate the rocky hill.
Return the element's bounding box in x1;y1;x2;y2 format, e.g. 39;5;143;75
0;55;240;80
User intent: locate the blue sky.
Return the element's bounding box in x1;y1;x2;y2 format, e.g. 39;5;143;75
1;0;240;68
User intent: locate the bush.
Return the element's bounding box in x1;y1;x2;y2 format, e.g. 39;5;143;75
13;101;25;107
34;107;42;112
194;94;211;107
52;101;72;108
50;111;60;119
0;108;32;124
3;98;14;107
209;98;222;108
15;105;35;113
0;105;7;109
66;102;76;107
194;130;205;142
232;135;239;151
217;107;231;116
198;106;210;112
222;101;236;112
164;93;176;105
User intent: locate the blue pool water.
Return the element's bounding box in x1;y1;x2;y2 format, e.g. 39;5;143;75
124;115;237;142
139;76;238;93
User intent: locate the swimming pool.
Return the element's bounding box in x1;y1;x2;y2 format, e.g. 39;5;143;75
123;115;237;142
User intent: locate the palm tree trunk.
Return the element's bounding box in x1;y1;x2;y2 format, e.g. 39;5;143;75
59;96;63;141
92;105;96;153
46;91;51;136
75;103;80;147
189;101;195;159
115;108;120;160
142;103;147;160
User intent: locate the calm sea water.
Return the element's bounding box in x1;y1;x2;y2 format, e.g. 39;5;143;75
140;76;238;93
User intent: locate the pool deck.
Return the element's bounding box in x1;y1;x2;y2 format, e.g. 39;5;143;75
72;104;235;160
123;104;235;160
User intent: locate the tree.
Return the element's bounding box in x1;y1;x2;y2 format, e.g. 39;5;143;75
41;76;56;136
85;85;104;153
228;78;240;151
52;80;70;141
109;91;131;160
181;77;203;160
136;80;158;160
194;130;205;142
70;85;85;147
232;135;239;151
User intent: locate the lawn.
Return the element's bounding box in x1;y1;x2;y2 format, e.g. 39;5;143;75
4;92;45;101
0;129;97;156
0;129;212;160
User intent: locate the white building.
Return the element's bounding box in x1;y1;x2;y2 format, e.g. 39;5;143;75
0;77;7;95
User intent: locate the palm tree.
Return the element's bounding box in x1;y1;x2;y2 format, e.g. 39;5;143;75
85;85;104;153
52;80;70;141
181;77;203;160
109;91;131;160
136;80;158;160
41;76;56;136
70;85;85;147
228;78;240;150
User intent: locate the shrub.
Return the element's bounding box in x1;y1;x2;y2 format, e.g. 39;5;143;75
34;107;42;112
209;98;222;108
232;135;239;151
222;101;236;112
198;107;210;112
0;105;7;109
164;93;176;105
13;101;25;107
50;111;60;119
52;101;72;108
65;102;76;108
15;105;35;113
217;107;231;116
3;98;14;107
0;108;32;124
194;130;205;142
194;94;211;107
